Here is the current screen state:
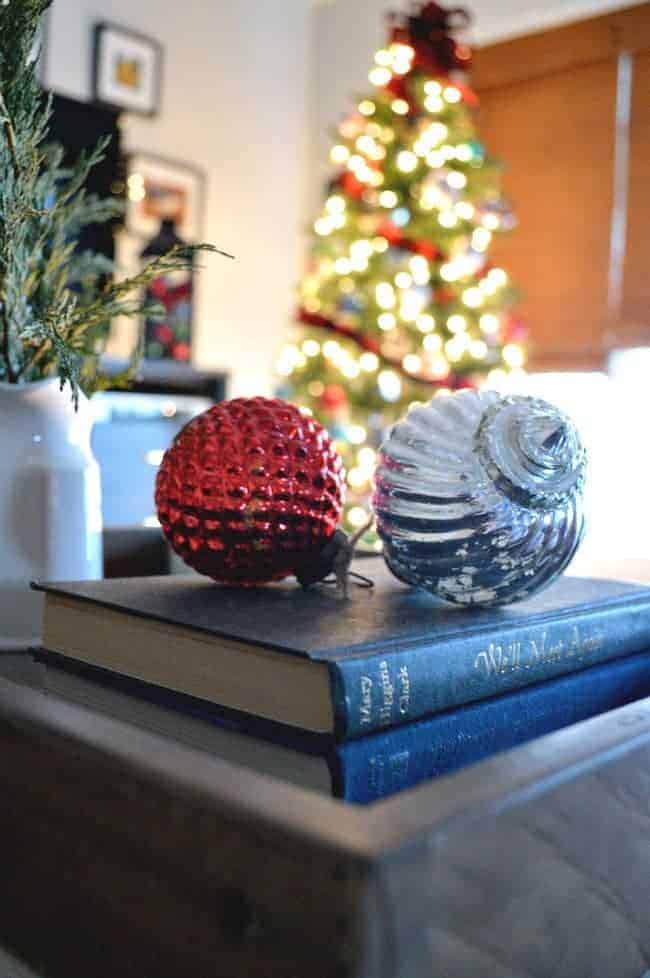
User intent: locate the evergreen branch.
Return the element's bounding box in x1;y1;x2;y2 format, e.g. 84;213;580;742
64;244;223;342
17;333;51;380
15;245;232;397
0;87;20;182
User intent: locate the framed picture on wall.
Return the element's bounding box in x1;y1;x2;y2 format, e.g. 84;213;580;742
93;22;163;117
116;154;207;364
124;152;206;243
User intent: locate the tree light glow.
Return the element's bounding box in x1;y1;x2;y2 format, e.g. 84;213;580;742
376;282;396;309
369;66;391;86
424;94;444;113
360;352;379;372
417;313;435;332
395;271;412;289
426;150;445;169
480;313;500;334
429;353;450;378
314;217;334;236
325;195;345;214
403;353;422;374
348;467;369;489
503;343;525;368
348;506;370;528
483;213;500;230
462;287;484;308
358;446;376;467
378;370;402;402
423;332;442;351
447;314;467;333
379;190;398;208
472;227;492;251
447;170;467;189
391;206;411;227
378;312;396;330
487;267;508;287
330;144;349;164
443;85;462;103
439;261;460;282
438;210;458;228
409;255;430;284
400;289;427;321
455;201;474;220
445;335;468;361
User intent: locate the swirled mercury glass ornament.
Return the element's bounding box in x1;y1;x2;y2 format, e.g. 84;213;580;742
372;390;587;606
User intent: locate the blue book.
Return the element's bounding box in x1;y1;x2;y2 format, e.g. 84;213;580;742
37;647;650;804
34;561;650;740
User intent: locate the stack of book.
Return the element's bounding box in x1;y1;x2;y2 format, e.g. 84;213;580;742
33;559;650;803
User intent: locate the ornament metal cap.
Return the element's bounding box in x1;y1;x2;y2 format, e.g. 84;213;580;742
295;518;375;599
475;395;587;511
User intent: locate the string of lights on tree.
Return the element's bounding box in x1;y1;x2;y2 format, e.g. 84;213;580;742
278;2;526;538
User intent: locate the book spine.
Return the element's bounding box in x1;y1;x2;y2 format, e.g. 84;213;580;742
331;648;650;803
329;598;650;740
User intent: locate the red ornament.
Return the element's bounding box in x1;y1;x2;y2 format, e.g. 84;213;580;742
172;342;191;361
318;384;348;414
412;239;442;261
155;397;345;585
156;324;174;344
385;76;410;103
339;171;366;199
377;221;404;245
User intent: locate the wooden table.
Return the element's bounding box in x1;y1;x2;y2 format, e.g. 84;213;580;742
2;649;650;978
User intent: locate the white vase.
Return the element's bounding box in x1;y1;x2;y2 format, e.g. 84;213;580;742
0;379;103;648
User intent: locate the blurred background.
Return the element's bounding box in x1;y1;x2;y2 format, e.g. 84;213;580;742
41;0;650;573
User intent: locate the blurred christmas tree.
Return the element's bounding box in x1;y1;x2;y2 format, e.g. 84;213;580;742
279;2;525;539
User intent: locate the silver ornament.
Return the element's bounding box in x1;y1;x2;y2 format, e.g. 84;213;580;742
372;390;587;607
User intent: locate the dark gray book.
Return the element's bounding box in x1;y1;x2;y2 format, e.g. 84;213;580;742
33;561;650;739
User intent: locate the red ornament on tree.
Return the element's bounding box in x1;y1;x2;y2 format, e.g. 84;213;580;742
155;397;346;586
318;383;348;415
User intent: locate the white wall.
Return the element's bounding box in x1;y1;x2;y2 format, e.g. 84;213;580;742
44;0;312;397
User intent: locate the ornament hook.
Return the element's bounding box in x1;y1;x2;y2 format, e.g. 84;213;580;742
295;516;375;598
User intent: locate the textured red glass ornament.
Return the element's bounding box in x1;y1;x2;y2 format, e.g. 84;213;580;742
155;397;345;585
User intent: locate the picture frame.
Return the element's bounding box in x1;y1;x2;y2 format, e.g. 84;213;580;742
114;153;207;364
124;152;206;243
93;22;163;117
